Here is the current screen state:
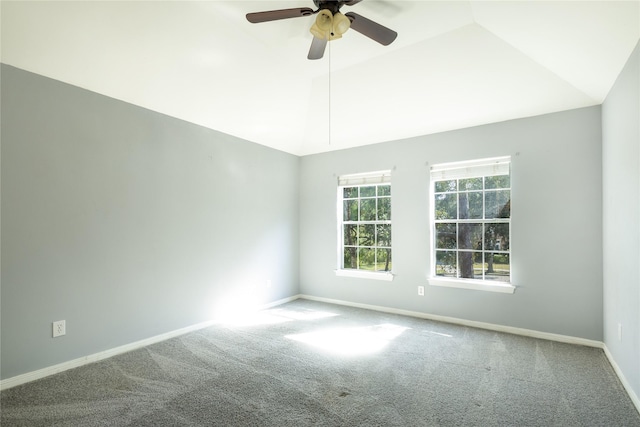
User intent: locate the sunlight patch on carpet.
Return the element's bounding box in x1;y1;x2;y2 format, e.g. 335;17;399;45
424;330;453;338
285;323;409;356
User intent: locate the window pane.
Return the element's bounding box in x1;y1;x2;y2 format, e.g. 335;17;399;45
473;252;484;277
343;247;357;269
485;223;509;251
344;224;357;246
360;186;376;197
360;199;376;221
358;224;375;246
467;192;483;219
343;200;358;221
377;197;391;220
485;224;508;251
458;251;475;279
485;175;510;189
376;248;391;271
435;223;457;249
458;193;482;220
358;248;375;270
485;190;510;219
435;193;457;220
460;177;482;191
435;251;457;277
458;223;483;250
378;185;391;196
376;224;391;247
435;180;457;193
484;253;510;282
343;187;358;198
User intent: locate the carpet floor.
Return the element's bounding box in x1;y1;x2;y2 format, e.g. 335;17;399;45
1;299;639;426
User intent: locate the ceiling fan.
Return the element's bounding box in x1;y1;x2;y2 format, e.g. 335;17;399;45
246;0;398;60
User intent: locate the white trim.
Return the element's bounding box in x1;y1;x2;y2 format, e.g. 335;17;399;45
298;294;601;348
428;277;515;294
335;269;394;281
430;156;510;181
603;344;640;414
0;295;298;391
258;295;300;310
338;170;391;186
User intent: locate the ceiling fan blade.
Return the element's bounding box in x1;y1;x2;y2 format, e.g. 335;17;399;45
344;0;363;5
308;37;328;60
344;12;397;46
246;7;314;23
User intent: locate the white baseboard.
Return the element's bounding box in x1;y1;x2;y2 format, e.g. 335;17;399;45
0;295;298;391
261;295;300;310
0;318;215;391
603;344;640;414
298;294;603;348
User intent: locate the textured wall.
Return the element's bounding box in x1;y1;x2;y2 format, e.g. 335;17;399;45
1;65;300;380
300;106;603;340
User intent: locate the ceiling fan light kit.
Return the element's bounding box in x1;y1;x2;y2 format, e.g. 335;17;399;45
310;10;350;41
246;0;397;60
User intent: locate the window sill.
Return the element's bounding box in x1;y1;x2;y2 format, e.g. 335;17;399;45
335;269;394;281
428;277;515;294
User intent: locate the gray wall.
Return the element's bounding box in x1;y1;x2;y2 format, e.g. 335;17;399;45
0;60;616;382
1;65;300;380
602;40;640;401
300;106;603;340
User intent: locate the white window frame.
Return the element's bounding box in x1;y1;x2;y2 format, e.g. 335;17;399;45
336;170;394;281
428;157;515;294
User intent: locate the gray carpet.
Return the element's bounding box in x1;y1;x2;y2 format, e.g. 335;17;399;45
2;299;639;426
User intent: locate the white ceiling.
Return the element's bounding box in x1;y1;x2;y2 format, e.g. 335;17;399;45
2;1;639;156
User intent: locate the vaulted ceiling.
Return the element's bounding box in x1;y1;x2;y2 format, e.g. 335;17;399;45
2;1;639;155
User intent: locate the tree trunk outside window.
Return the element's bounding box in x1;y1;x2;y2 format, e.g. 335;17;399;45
458;193;474;278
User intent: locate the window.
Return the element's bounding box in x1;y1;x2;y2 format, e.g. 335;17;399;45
337;171;392;280
429;157;513;293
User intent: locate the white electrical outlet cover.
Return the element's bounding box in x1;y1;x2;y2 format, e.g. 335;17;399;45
53;320;66;337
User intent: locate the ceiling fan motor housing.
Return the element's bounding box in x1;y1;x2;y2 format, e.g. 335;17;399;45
313;1;345;15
